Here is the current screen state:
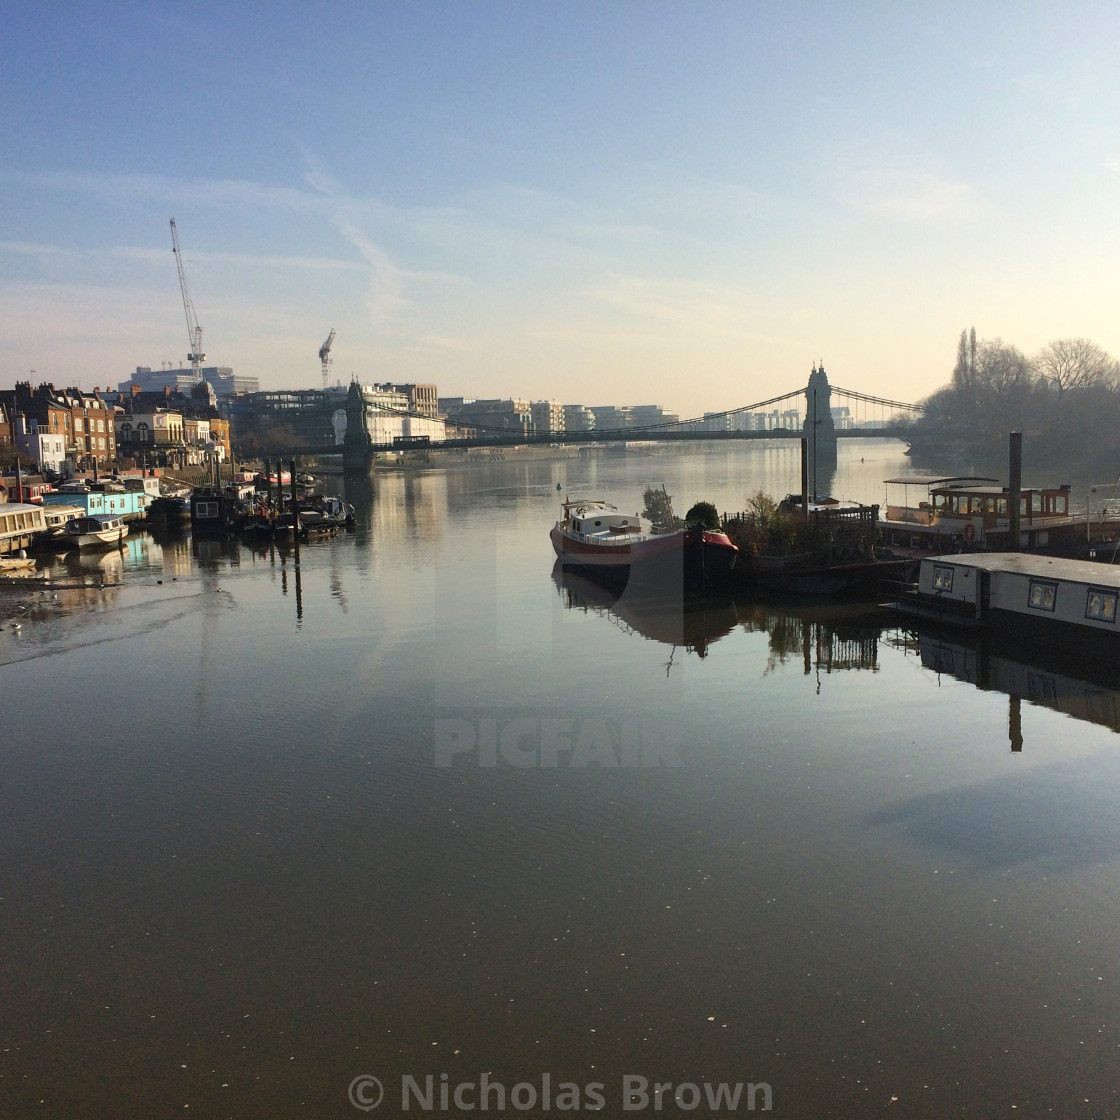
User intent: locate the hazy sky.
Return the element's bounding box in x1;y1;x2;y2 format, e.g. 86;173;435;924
2;2;1118;415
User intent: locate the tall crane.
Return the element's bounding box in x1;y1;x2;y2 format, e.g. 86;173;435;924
319;328;336;388
170;219;205;381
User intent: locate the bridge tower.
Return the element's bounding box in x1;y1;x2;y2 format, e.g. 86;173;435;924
804;362;838;499
343;379;372;473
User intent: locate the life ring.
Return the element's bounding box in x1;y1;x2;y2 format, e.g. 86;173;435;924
963;522;975;543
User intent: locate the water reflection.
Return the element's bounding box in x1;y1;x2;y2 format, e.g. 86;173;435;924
907;627;1120;743
736;600;882;679
552;562;739;660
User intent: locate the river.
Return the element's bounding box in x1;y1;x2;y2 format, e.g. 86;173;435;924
2;439;1119;1118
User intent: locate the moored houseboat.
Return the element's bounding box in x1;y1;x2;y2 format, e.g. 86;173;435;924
41;482;153;523
889;552;1120;653
879;475;1103;554
0;503;48;556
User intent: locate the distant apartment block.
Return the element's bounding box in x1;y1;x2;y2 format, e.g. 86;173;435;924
530;400;565;435
441;398;532;437
563;405;596;432
589;404;679;433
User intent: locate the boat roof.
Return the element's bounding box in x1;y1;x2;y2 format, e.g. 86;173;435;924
0;503;45;515
69;513;123;525
883;475;999;487
922;552;1120;589
564;499;618;511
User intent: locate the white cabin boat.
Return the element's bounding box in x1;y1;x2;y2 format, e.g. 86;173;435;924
56;514;129;550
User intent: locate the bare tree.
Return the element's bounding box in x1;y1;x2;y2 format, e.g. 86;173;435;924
1034;338;1120;395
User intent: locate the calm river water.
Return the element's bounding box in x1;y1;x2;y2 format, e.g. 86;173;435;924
3;440;1120;1119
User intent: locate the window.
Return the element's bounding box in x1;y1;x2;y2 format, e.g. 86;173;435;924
1028;580;1057;612
196;501;219;518
1085;589;1118;623
933;565;954;591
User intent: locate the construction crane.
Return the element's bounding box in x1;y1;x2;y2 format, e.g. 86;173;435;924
170;219;205;381
319;328;336;388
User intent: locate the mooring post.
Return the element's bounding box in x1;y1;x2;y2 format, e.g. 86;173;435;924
290;459;300;538
800;438;809;515
1008;431;1022;551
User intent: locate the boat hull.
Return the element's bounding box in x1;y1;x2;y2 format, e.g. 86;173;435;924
551;526;737;593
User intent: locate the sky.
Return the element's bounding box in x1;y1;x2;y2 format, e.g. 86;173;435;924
2;2;1119;417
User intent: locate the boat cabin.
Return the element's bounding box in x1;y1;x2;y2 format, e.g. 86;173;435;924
882;475;1076;552
0;503;48;555
905;552;1120;644
562;501;644;544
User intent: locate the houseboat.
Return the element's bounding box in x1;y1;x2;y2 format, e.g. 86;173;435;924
550;498;738;593
190;485;250;536
890;552;1120;653
41;481;153;523
879;475;1102;555
0;503;48;556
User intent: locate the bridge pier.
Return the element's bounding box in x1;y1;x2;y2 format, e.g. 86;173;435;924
342;379;373;473
805;363;837;499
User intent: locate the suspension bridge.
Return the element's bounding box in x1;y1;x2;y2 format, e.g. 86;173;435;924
340;364;924;472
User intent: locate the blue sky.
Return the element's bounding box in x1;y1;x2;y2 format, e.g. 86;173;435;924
2;2;1119;414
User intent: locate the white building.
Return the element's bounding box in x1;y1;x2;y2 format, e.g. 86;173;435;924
14;417;66;471
333;384;447;446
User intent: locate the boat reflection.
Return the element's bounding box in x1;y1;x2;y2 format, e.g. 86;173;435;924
911;628;1120;743
552;562;738;658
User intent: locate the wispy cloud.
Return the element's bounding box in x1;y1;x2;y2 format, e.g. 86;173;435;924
296;145;414;324
0;239;367;274
847;167;984;221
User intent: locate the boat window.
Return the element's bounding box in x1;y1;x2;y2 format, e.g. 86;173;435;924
933;565;954;591
933;493;948;510
1086;589;1117;623
1027;580;1057;612
1055;495;1067;515
996;498;1007;515
594;520;602;526
1032;493;1042;513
